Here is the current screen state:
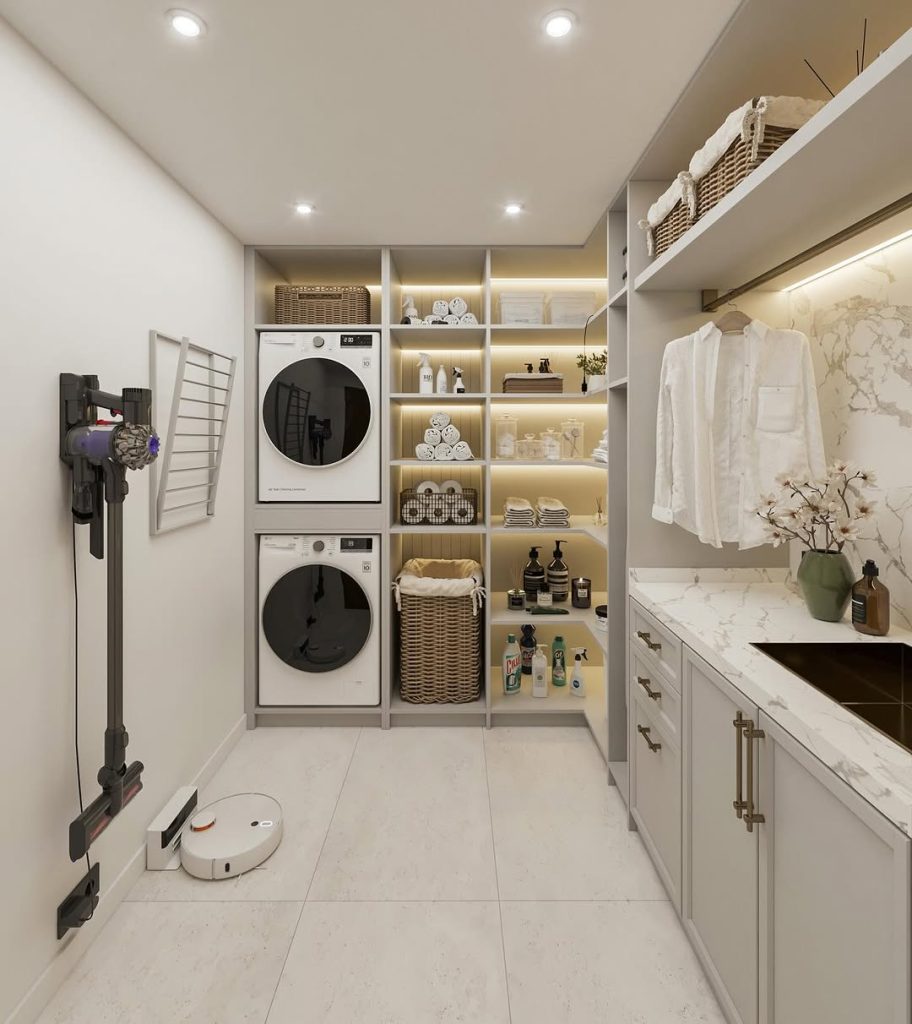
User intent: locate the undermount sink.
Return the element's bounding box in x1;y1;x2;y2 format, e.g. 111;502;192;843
753;642;912;754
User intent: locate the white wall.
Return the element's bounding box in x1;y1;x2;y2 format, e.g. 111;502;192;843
0;21;245;1022
787;232;912;627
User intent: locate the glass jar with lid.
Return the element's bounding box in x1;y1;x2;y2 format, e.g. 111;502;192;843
560;418;585;460
516;433;545;460
540;429;561;461
495;414;518;459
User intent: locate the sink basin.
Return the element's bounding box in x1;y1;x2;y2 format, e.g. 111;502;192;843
753;642;912;753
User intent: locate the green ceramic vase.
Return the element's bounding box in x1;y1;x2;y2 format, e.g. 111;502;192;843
796;549;855;622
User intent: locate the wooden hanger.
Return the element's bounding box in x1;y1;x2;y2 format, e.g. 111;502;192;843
713;304;752;333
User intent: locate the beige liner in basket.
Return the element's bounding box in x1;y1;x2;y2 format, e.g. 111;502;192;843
394;558;485;704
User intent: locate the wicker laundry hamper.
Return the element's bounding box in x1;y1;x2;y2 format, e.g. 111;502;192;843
274;284;371;324
395;558;484;704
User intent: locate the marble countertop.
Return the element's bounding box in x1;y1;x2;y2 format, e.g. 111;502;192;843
629;568;912;835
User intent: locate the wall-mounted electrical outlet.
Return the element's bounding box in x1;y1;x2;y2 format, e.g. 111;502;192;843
57;862;100;939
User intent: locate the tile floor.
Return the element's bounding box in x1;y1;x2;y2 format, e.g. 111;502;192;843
37;727;724;1024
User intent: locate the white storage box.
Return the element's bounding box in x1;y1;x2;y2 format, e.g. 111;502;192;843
499;292;545;325
549;291;597;326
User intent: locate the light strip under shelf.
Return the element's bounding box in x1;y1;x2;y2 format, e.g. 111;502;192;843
784;228;912;291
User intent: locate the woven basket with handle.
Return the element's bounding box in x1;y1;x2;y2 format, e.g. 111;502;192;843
274;284;371;324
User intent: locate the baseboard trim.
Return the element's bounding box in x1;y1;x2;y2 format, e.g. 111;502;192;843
6;714;247;1024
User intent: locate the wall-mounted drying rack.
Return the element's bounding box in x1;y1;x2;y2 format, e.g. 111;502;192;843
701;191;912;311
148;330;237;535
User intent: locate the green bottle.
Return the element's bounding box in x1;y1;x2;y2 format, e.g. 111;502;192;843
551;635;567;687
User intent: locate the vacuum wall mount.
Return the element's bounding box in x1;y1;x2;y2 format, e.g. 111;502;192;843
60;373;159;863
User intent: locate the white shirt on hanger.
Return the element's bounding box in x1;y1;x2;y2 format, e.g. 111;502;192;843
652;319;826;549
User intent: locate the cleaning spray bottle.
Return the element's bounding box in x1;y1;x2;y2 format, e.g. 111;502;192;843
523;546;545;599
503;634;521;695
547;540;569;602
531;645;549;698
453;367;466;394
569;648;588;697
551;635;567;687
417;353;433;394
436;363;448;394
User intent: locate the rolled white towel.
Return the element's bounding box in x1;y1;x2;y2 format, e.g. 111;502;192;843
449;297;468;317
443;314;461;325
415;443;435;461
441;424;461;445
429;412;451;430
427;502;450;525
415;479;439;495
424;427;442;446
432;299;450;318
452;497;475;523
452;441;473;461
460;312;478;325
401;498;425;525
438;479;463;495
434;443;454;461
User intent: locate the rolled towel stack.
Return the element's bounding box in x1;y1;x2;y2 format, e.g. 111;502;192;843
403;297;477;326
503;496;536;528
536;496;570;528
414;411;474;461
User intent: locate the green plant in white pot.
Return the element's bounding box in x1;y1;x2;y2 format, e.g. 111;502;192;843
753;462;877;621
576;350;607;393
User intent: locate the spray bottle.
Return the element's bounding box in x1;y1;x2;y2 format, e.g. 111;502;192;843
417;353;433;394
436;363;448;394
569;648;588;697
503;634;521;695
452;367;466;394
531;645;548;698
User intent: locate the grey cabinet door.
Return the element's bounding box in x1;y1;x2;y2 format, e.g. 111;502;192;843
758;711;912;1024
683;649;759;1024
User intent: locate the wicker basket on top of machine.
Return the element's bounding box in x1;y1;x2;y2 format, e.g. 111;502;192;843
394;558;485;704
638;96;826;260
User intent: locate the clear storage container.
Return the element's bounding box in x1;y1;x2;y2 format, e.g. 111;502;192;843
495;414;519;459
549;291;597;326
499;292;545;325
516;433;545;460
560;418;585;460
540;429;561;461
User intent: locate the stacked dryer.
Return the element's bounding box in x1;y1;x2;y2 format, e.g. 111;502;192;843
257;331;381;708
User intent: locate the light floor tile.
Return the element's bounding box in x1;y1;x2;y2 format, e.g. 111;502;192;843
36;900;301;1024
485;727;666;900
129;727;360;902
501;900;725;1024
266;901;510;1024
308;727;498;900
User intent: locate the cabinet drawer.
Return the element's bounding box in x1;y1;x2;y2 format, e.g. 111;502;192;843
631;693;681;907
630;600;681;690
631;652;681;744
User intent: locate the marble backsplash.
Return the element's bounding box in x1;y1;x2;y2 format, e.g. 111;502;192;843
787;233;912;627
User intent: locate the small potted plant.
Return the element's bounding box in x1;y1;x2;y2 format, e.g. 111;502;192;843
576;350;607;393
753;461;877;621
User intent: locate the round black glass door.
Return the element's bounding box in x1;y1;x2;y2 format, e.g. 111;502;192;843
263;358;372;467
263;564;372;673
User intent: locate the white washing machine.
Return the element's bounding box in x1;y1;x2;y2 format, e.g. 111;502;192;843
258;331;380;502
258;535;380;706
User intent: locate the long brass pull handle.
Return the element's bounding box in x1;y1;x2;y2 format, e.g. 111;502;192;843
733;712;747;819
637;724;662;753
636;676;661;701
636;630;662;652
744;719;766;832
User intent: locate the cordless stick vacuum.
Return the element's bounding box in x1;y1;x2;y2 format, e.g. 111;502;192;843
59;373;159;862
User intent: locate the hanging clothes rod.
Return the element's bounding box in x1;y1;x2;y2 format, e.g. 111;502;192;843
702;191;912;312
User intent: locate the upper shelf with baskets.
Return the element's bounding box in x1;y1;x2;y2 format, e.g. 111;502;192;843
634;28;912;296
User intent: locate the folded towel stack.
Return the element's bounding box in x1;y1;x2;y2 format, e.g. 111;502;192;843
536;496;570;528
591;428;608;464
503;496;536;528
502;372;564;394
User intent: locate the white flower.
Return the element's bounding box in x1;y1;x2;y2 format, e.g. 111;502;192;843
835;521;859;542
775;470;797;488
829;459;850;475
854;499;877;519
857;469;878;486
767;528;788;548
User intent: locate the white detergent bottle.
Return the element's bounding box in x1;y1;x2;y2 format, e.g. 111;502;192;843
436;363;448;394
569;648;588;697
417;353;434;394
531;645;549;698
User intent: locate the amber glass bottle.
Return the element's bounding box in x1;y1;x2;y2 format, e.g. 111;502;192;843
851;560;890;636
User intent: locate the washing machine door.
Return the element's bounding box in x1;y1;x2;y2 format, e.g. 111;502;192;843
262;357;372;467
262;563;372;673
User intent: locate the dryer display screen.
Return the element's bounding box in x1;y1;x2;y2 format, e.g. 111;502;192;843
263;358;372;467
262;564;372;673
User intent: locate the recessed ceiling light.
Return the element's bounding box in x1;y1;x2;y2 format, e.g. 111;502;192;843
167;9;206;38
504;202;523;216
295;202;314;216
544;10;575;38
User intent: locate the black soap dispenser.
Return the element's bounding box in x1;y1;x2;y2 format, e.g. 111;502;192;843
523;546;545;598
547;540;569;602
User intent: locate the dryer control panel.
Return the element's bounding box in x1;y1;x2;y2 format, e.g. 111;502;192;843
341;537;373;551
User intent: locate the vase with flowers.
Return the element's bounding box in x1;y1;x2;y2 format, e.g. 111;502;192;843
753;461;877;621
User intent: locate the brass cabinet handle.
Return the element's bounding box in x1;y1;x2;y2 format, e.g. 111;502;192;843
732;712;747;819
744;719;766;832
636;630;662;652
636;675;662;701
637;724;662;753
